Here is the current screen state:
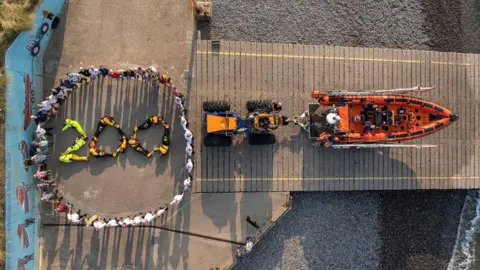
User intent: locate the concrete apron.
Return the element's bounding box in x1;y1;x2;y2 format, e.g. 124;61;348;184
39;192;291;269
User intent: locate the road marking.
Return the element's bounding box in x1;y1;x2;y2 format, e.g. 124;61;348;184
196;51;472;66
196;176;480;181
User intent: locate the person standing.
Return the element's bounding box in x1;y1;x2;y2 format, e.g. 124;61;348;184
31;153;49;164
107;218;119;228
155;205;168;217
185;144;194;157
132;214;145;226
184;130;193;145
54;202;71;213
180;115;188;130
186;158;194;174
67;209;87;224
143;211;156;224
40;190;62;203
184;175;192;191
170;191;184;205
119;216;133;227
93;219;107;231
35;124;53;138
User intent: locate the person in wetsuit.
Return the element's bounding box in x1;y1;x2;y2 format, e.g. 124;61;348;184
128;133;153;158
93;116;115;141
153;128;170;155
88;141;113;157
134;115;165;132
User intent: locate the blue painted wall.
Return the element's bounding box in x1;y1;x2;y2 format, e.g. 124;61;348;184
5;1;66;269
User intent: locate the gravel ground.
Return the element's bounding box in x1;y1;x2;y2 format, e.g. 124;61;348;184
199;1;480;269
233;191;466;270
199;0;480;53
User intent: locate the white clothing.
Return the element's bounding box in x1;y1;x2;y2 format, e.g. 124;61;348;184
45;95;57;105
170;193;184;205
133;216;144;225
175;97;183;106
38;102;51;112
56;90;67;100
184;130;193;143
93;221;107;230
148;66;158;76
184;176;192;191
68;73;81;83
155;208;166;217
144;213;155;223
186;144;193;156
31;154;46;163
107;219;118;227
121;218;133;226
186;159;194;173
68;213;80;223
89;68;101;77
180;116;188;130
38;140;49;147
35;128;46;138
245;241;253;253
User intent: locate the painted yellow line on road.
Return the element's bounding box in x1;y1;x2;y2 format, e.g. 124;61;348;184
196;176;480;181
39;241;44;269
196;51;472;66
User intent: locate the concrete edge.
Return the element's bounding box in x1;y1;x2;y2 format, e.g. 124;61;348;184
228;192;292;269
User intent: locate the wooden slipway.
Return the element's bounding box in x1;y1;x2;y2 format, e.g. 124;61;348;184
188;40;479;192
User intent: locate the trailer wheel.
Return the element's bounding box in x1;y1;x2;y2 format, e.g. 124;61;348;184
203;136;232;147
203;100;230;112
246;99;272;112
248;134;276;145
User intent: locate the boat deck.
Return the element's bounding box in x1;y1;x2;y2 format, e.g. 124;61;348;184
188;39;479;192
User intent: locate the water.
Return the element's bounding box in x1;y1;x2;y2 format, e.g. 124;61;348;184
448;190;480;270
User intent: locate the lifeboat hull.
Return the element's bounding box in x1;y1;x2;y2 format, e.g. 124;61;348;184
308;94;458;144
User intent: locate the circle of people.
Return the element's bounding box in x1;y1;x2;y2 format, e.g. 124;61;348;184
24;64;195;230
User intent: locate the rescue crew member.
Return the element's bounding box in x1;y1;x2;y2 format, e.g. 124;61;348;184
318;132;336;147
271;102;282;112
364;121;375;132
266;115;290;131
93;116;115;141
59;154;88;163
128;133;153;158
159;74;172;86
88;141;113;157
154;128;170;155
113;124;127;157
62;119;88;139
62;136;87;155
134;115;165;131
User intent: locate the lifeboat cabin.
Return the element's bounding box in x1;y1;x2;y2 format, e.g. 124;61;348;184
306;91;458;144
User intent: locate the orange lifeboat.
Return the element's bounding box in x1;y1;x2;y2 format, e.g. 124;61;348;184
293;87;458;146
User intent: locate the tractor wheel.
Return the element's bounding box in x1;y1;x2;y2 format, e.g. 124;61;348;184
248;134;276;145
203;100;230;112
40;23;50;34
203;136;232;147
31;44;40;56
246;100;272;112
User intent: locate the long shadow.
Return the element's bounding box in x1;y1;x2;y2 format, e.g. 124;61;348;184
72;226;84;268
98;226;111;269
109;227;122;269
134;227;145;269
86;230;100;269
123;227;135;268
